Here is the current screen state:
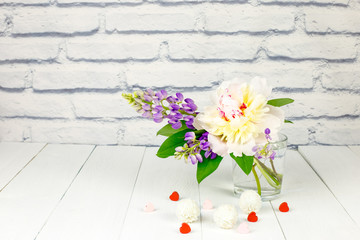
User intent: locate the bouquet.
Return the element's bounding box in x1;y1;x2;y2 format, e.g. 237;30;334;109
122;77;293;195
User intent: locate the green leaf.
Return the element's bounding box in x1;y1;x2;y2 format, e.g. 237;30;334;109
284;119;293;124
197;153;223;184
267;98;294;107
156;129;190;158
230;153;254;175
156;120;188;136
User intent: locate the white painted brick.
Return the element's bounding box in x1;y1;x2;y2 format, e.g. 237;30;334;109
266;36;357;60
0;66;28;88
273;92;360;118
31;120;119;145
106;6;198;32
306;10;360;34
0;92;73;118
67;36;161;61
169;35;262;60
0;38;59;61
316;119;360;145
0;119;27;142
221;62;316;89
0;0;49;4
322;65;360;90
57;0;141;3
33;64;122;90
0;15;7;33
259;0;349;4
281;121;309;145
72;93;139;118
12;9;99;35
120;119;167;146
148;0;247;2
205;6;294;33
126;62;220;88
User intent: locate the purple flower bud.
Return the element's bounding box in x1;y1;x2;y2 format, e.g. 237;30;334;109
146;89;155;96
200;141;210;150
205;150;211;158
143;94;153;102
189;155;197;165
265;128;271;135
270;151;276;160
195;153;203;163
184;132;196;141
183;115;194;122
184;98;194;104
166;96;176;103
175;146;185;152
185;121;195;129
210;152;217;159
176;93;184;102
153;105;163;113
142;104;151;111
252;145;259;152
142;111;152;118
169;104;180;111
170;120;182;129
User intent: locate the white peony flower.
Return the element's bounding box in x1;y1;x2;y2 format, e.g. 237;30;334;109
238;190;262;214
176;199;200;223
213;204;238;229
193;77;284;157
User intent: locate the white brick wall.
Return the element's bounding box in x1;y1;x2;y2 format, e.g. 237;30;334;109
0;1;359;146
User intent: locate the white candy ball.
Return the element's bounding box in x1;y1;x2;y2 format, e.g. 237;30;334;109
176;199;200;223
238;190;262;214
213;204;238;229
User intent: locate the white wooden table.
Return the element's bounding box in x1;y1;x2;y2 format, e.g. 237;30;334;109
0;143;359;240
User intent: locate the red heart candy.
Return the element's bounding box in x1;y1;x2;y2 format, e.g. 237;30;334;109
169;191;179;201
180;222;191;234
247;211;258;222
279;202;289;212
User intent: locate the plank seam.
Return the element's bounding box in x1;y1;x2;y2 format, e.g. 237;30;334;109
33;145;97;240
117;146;147;240
0;143;48;192
298;147;358;226
269;201;288;240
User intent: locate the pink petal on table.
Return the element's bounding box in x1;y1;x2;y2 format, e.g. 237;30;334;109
202;199;213;210
144;202;155;212
237;222;250;234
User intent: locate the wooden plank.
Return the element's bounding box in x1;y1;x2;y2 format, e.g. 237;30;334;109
0;144;95;240
199;155;285;240
120;147;202;240
36;146;145;240
299;146;360;228
0;142;46;190
272;149;360;240
348;145;360;159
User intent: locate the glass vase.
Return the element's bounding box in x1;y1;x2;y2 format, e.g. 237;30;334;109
232;134;288;201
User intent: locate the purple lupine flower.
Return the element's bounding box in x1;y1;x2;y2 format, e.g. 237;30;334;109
169;103;180;111
265;128;272;141
184;132;196;141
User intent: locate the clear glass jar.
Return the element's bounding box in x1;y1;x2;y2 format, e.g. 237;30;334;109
232;134;288;201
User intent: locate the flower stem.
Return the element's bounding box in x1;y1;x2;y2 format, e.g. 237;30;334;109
254;158;281;189
252;165;261;196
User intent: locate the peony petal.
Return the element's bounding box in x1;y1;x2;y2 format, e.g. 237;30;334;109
208;134;228;157
250;77;272;98
227;138;255;156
